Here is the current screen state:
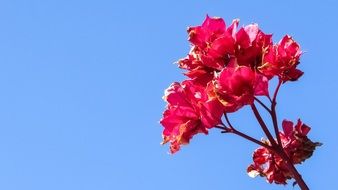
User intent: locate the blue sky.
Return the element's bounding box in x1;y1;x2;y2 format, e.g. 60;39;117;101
0;0;337;189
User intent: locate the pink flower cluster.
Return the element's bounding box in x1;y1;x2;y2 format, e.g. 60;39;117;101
161;16;302;153
247;119;321;184
160;80;223;153
160;16;320;186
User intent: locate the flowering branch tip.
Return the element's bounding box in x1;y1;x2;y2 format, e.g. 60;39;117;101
159;15;319;190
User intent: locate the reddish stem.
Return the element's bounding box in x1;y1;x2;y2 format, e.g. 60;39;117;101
250;104;277;147
271;79;283;146
217;120;273;152
275;147;310;190
272;79;282;103
231;128;273;151
224;113;234;129
254;97;271;113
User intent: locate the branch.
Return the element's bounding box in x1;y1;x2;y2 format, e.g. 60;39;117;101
250;103;277;147
271;79;283;146
230;128;273;151
224;113;234;129
272;79;282;104
216;114;273;151
254;97;271;113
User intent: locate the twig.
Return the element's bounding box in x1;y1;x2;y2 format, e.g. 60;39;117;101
254;97;271;113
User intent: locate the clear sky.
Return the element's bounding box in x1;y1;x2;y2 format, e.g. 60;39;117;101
0;0;337;190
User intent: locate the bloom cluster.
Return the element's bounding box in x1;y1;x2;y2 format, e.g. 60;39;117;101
160;15;319;186
161;16;302;153
247;119;321;184
160;80;223;153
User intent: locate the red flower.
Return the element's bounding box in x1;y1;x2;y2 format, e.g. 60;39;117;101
185;15;235;71
178;16;274;87
247;119;321;184
160;80;223;153
188;15;228;50
235;24;273;68
259;35;303;82
177;53;216;86
247;147;291;184
210;64;269;112
178;16;237;86
280;119;322;164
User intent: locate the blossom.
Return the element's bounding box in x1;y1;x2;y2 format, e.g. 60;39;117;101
259;35;303;82
160;80;223;153
187;15;228;50
178;53;216;86
247;147;291;184
247;119;321;184
178;16;276;87
234;24;273;68
210;64;269;112
280;119;322;164
178;16;237;86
